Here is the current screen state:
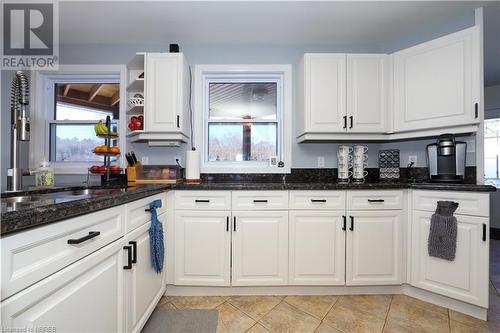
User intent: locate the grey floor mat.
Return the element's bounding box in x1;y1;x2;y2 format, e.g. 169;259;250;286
141;308;218;333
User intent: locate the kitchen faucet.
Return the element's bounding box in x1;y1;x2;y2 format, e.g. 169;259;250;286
7;71;31;192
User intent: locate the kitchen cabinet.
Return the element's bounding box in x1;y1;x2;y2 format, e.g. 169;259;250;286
346;211;403;285
346;54;388;133
393;26;480;133
411;211;489;307
297;26;480;142
125;214;167;333
297;53;347;134
232;211;289;286
174;211;231;286
289;211;345;285
127;53;190;145
1;238;126;332
1;193;167;333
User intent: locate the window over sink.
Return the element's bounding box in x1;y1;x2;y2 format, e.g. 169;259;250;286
195;65;292;173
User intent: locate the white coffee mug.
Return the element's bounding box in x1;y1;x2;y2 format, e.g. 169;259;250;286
338;170;352;179
353;170;368;178
353;145;368;153
338;145;353;154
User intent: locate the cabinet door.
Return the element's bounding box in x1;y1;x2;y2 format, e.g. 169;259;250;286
346;211;403;285
393;26;480;132
174;211;231;286
232;211;288;286
1;239;125;332
125;214;166;333
289;211;345;285
303;54;346;133
411;211;488;307
145;53;182;132
347;54;388;133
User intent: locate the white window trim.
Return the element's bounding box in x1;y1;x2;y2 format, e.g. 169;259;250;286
193;64;292;174
30;65;127;175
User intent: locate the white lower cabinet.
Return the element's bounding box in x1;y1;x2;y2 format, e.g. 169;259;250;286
346;211;403;285
1;238;125;332
232;211;289;286
411;210;489;307
125;213;167;333
289;211;345;285
174;211;231;286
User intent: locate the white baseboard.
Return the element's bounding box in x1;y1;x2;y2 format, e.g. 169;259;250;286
164;284;488;320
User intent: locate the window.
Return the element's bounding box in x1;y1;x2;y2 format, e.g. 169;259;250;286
195;65;291;173
49;83;119;162
485;118;500;187
31;66;124;174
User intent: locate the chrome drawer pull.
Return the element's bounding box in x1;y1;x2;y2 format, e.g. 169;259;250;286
67;231;100;245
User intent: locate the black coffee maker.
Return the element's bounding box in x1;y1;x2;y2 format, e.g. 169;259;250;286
426;134;467;183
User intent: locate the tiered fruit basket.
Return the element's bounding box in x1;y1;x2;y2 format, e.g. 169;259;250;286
88;116;122;182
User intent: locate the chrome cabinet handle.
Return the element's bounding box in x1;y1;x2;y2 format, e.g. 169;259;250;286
67;231;100;245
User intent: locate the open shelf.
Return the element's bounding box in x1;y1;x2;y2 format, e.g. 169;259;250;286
127;78;144;92
127;105;144;114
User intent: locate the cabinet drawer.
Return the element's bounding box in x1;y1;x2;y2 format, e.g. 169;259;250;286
1;205;124;300
174;191;231;210
232;191;288;210
126;193;167;233
347;190;404;210
412;190;489;217
289;191;345;210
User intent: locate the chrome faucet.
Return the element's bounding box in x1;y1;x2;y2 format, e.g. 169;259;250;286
7;71;31;192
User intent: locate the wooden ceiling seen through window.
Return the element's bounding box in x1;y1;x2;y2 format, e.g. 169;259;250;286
56;83;120;112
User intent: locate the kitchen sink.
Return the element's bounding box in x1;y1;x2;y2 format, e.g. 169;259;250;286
54;188;122;196
2;195;43;204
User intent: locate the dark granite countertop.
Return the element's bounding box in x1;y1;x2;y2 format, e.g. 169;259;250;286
168;181;496;192
1;185;167;236
1;181;494;237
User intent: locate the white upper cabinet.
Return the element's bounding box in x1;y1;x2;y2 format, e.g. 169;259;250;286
297;26;480;141
393;26;480;133
127;52;190;144
347;54;388;133
297;54;347;134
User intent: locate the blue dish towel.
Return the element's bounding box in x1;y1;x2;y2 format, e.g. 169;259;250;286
148;200;164;273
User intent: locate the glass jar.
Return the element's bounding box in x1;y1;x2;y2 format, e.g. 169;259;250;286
35;161;55;188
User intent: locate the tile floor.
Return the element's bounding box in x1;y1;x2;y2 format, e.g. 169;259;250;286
156;239;500;333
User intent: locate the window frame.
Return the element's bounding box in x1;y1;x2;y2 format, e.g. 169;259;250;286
484;117;500;187
31;65;126;174
194;64;292;174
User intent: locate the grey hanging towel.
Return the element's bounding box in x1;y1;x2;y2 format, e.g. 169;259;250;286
428;201;459;261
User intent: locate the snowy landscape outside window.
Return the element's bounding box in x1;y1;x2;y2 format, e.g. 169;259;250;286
485;118;500;187
206;81;280;164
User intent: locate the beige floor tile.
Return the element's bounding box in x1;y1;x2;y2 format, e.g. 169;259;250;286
245;323;271;333
337;295;392;319
284;295;339;319
314;322;343;333
217;302;256;333
391;294;448;315
156;296;169;308
157;302;177;309
450;320;492;333
450;310;489;329
387;295;449;333
169;296;225;309
323;303;385;333
259;302;321;333
383;319;444;333
228;296;282;320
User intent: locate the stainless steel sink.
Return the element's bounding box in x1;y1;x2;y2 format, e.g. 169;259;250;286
57;188;121;196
